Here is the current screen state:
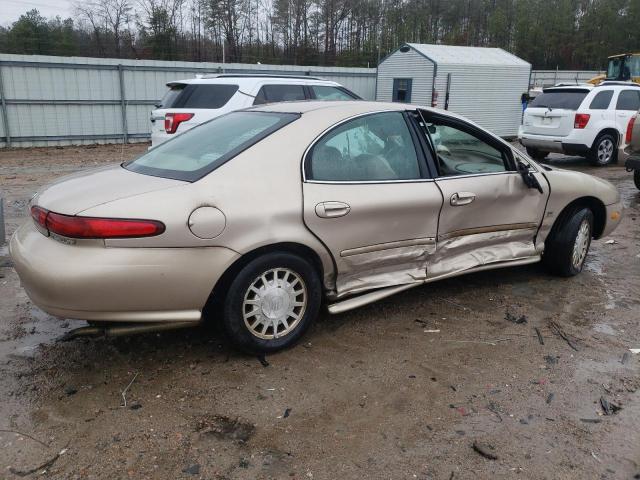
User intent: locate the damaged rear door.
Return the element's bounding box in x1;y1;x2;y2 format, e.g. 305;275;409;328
302;111;443;297
418;110;550;278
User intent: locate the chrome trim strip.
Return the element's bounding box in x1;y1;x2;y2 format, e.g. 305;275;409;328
306;178;435;185
341;237;436;257
437;223;538;241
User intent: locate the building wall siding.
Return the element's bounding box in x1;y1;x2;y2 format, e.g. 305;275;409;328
376;50;434;106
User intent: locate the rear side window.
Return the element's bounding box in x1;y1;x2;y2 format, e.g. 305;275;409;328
307;112;421;181
529;90;589;110
589;90;613;110
616;90;640;111
160;84;238;109
125;112;298;182
311;86;357;100
253;85;306;105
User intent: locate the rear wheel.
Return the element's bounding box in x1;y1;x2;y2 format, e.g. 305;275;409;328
543;207;594;277
589;133;617;166
634;170;640;190
526;147;549;160
221;252;321;353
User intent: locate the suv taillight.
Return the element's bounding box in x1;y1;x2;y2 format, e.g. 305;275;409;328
626;115;636;144
164;112;194;134
574;113;590;129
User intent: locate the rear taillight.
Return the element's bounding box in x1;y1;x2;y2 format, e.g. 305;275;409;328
31;205;48;229
574;113;591;129
626;115;636;144
164;112;194;134
30;206;165;239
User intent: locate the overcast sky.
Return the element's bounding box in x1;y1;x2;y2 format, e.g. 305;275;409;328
2;0;74;27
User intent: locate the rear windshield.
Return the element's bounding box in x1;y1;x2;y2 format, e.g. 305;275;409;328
159;84;239;109
529;90;589;110
125;111;299;181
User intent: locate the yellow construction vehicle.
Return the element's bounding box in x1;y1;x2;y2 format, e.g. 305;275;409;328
589;53;640;85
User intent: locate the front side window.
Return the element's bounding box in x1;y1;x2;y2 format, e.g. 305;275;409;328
425;121;509;177
307;112;421;181
589;90;613;110
393;79;412;103
311;85;357;100
125;112;298;181
253;84;306;104
616;90;640;111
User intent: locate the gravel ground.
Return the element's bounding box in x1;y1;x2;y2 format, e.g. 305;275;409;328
0;143;639;479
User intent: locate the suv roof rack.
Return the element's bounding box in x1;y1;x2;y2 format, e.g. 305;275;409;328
598;80;640;87
551;82;592;87
198;73;325;81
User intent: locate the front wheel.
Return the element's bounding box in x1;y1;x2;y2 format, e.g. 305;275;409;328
222;252;322;353
634;170;640;190
543;207;594;277
589;134;617;166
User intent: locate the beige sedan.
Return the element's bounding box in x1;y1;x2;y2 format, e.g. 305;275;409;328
10;101;623;353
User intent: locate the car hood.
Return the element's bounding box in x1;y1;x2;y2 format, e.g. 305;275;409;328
33;165;186;215
542;166;620;205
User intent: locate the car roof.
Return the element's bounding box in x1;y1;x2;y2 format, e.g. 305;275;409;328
167;76;342;87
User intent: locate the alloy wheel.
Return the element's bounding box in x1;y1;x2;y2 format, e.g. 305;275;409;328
242;268;307;340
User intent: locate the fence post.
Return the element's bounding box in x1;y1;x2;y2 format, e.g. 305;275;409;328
117;64;128;144
0;63;11;148
0;197;5;247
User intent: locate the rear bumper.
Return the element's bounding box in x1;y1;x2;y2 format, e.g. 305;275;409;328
519;135;590;156
10;221;240;323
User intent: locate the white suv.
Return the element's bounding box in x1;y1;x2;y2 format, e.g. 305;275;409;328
150;74;360;147
519;82;640;165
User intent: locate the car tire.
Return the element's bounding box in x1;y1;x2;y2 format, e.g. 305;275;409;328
543;207;594;277
634;170;640;190
222;252;322;354
526;147;548;160
589;133;617;166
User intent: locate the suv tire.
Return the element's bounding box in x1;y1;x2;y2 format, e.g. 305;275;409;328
222;252;322;353
526;147;548;160
543;207;594;277
634;170;640;190
589;133;617;166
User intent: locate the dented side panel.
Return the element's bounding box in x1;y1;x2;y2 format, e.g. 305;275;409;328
302;182;443;297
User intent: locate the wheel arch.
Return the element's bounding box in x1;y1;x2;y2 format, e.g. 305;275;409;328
592;127;621;149
549;196;607;240
202;242;326;321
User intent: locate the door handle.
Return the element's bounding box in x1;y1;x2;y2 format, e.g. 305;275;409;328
450;192;476;206
315;201;351;218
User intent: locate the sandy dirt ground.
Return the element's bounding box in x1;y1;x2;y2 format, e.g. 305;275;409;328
0;144;639;479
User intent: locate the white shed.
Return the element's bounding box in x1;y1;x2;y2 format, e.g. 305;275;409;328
376;43;531;137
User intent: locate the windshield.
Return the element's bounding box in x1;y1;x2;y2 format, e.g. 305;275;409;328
125;111;299;181
529;90;589;110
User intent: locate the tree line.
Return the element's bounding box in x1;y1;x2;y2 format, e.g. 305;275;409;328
0;0;638;70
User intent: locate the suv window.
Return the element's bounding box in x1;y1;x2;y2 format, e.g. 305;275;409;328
425;121;508;177
307;112;421;181
589;90;613;110
161;84;239;109
254;84;306;105
529;89;589;110
616;90;640;110
311;85;356;100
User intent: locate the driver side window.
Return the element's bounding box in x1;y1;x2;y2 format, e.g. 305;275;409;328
426;122;509;177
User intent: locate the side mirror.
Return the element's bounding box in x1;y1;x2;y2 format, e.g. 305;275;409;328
517;160;543;194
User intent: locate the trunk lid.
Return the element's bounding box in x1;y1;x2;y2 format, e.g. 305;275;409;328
34;165;185;215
